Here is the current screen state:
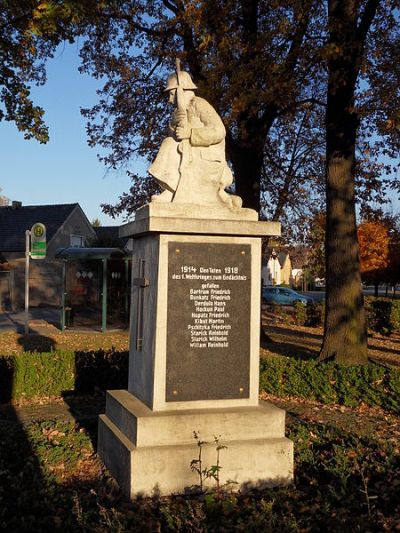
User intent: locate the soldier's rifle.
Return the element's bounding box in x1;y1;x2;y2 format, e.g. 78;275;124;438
174;58;191;192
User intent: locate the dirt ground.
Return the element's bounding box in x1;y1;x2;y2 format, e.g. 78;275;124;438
261;392;400;445
0;328;129;355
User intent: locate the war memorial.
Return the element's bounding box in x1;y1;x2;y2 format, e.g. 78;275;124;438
98;62;294;497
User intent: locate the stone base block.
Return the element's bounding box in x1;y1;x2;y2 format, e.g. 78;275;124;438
98;390;293;497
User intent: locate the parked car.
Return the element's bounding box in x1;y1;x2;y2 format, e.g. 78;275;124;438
262;286;314;306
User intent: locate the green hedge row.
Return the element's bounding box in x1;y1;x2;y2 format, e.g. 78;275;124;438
0;350;129;402
260;357;400;414
1;350;399;415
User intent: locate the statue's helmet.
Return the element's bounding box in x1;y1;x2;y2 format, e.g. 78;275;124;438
164;71;197;91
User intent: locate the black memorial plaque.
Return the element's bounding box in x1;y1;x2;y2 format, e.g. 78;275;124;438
166;242;251;402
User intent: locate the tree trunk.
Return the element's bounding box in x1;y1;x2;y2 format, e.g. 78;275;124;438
319;153;367;364
318;0;374;365
229;144;263;212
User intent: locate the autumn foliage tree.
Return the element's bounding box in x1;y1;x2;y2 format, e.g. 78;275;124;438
75;0;398;366
358;220;389;293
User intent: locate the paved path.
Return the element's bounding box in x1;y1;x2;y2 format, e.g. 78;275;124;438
0;396;105;426
0;307;61;333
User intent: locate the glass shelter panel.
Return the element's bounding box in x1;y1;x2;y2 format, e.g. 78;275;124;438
107;259;130;328
65;260;102;330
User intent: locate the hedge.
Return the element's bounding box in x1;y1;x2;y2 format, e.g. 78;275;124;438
260;357;400;414
1;349;399;415
0;349;129;402
364;297;400;334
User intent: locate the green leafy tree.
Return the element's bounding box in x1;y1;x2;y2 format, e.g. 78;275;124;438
0;0;98;141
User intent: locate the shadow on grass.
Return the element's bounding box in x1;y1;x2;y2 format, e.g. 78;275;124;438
0;361;82;531
262;339;319;360
262;323;321;360
17;332;56;352
365;342;400;357
265;324;324;341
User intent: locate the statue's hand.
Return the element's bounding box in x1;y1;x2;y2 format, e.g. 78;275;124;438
175;124;191;141
172;109;187;125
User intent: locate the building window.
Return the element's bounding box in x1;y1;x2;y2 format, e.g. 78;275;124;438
70;235;84;247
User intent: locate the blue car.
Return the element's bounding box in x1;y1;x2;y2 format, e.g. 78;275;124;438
262;286;313;306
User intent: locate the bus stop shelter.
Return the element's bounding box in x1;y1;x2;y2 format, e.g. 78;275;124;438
56;247;130;333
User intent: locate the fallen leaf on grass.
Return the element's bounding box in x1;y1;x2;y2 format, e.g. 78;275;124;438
42;428;66;440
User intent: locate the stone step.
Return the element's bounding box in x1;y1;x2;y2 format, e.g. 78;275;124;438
104;389;287;448
99;413;293;497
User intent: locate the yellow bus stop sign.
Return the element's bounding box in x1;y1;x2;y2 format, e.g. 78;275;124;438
31;223;46;259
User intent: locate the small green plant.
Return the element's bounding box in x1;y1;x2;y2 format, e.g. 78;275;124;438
190;431;227;493
293;301;307;325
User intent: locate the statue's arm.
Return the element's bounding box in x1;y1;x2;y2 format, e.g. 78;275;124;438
190;99;226;147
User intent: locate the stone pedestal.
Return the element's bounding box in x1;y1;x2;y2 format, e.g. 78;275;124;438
98;204;293;496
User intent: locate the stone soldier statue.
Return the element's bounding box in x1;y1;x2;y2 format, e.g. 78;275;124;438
149;60;242;208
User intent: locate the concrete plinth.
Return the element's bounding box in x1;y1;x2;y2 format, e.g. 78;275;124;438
98;390;294;497
98;208;293;497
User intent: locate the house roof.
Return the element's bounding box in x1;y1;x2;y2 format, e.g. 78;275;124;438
0;203;79;252
94;226;130;248
94;226;119;240
278;252;290;268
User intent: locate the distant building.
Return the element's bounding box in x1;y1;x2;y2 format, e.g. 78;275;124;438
92;225;130;249
0;202;96;310
261;249;292;286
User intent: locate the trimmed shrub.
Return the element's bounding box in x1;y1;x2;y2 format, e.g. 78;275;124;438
0;352;75;401
2;349;400;416
74;349;129;393
293;301;306;326
260;357;400;414
269;301;325;327
365;297;400;335
0;350;129;402
305;301;324;327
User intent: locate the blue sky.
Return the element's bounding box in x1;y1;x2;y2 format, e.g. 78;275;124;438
0;42;147;226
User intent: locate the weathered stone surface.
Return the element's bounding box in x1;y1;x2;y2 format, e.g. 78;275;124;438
104;390;287;446
127;233;262;411
148;65;242;209
120;216;280;239
99;207;293;498
135;202;259;221
98;390;294;497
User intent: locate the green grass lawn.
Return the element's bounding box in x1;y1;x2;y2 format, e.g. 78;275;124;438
0;403;399;532
1;322;399;530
